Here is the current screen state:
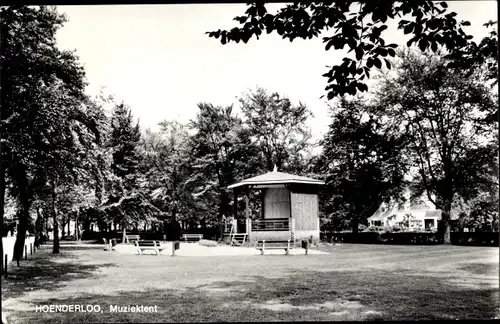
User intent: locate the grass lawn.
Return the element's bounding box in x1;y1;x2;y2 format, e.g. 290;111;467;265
2;243;499;323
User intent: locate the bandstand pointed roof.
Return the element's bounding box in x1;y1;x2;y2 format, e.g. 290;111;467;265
227;165;325;189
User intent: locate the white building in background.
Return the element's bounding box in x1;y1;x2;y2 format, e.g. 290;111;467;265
367;191;447;231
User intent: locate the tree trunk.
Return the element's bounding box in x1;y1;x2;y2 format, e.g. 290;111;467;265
442;199;452;244
351;201;358;234
122;223;127;244
220;189;229;222
75;214;81;242
83;217;90;233
172;206;177;222
34;207;43;248
61;217;66;238
45;216;49;238
53;214;59;253
163;220;168;238
458;214;465;233
492;212;498;232
0;160;5;275
14;209;30;265
51;182;60;254
13;165;31;264
352;218;359;234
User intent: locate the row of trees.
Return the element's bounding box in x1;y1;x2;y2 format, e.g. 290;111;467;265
316;49;498;242
207;1;499;243
0;6;318;262
1;5;497;269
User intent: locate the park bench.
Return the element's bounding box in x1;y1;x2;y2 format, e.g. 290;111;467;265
135;240;165;256
125;235;141;244
182;233;203;242
255;240;293;255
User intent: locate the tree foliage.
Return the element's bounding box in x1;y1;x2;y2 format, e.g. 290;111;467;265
315;97;407;232
373;49;497;243
1;5;105;256
188;103;249;224
207;1;474;98
100;103;159;240
141;121;194;226
2;5;497;261
239;87;313;173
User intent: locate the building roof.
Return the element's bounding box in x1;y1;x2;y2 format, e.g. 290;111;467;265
227;166;325;189
368;203;400;221
409;202;431;210
425;210;442;218
368;204;444;222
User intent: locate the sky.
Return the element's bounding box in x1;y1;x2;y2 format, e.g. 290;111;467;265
55;2;498;142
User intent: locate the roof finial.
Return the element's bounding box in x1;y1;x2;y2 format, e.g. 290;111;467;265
273;164;277;172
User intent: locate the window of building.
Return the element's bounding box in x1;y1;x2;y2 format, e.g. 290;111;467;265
425;219;435;229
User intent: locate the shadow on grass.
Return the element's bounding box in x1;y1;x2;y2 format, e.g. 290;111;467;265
458;262;499;276
4;266;499;323
198;268;499;321
2;246;117;301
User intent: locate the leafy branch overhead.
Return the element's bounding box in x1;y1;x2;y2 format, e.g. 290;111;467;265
206;1;474;98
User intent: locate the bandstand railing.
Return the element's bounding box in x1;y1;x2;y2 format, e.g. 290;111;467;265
251;218;290;231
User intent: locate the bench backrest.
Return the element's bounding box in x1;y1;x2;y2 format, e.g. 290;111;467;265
135;240;160;247
183;234;203;238
257;240;290;244
126;235;141;243
256;240;291;247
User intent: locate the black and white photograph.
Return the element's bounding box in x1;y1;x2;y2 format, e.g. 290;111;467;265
1;1;499;323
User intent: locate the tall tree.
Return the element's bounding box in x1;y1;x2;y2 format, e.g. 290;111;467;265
108;103;142;191
1;6;98;259
188;103;257;231
101;102;158;242
207;1;474;98
316;97;407;232
373;49;497;243
34;83;104;253
239;87;313;173
141;122;195;231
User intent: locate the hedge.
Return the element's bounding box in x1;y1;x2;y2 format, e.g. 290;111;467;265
450;232;498;246
321;231;499;246
81;231;165;242
81;230;219;242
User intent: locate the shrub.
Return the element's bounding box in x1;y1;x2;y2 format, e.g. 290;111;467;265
199;239;218;247
358;224;368;231
390;225;402;232
451;232;499;246
367;226;392;233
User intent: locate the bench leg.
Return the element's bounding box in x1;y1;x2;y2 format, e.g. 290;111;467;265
137;248;142;255
285;248;289;255
261;248;264;255
155;248;160;255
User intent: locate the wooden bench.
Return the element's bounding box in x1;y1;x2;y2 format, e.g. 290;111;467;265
182;234;203;242
125;235;141;244
255;240;292;255
135;240;164;255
